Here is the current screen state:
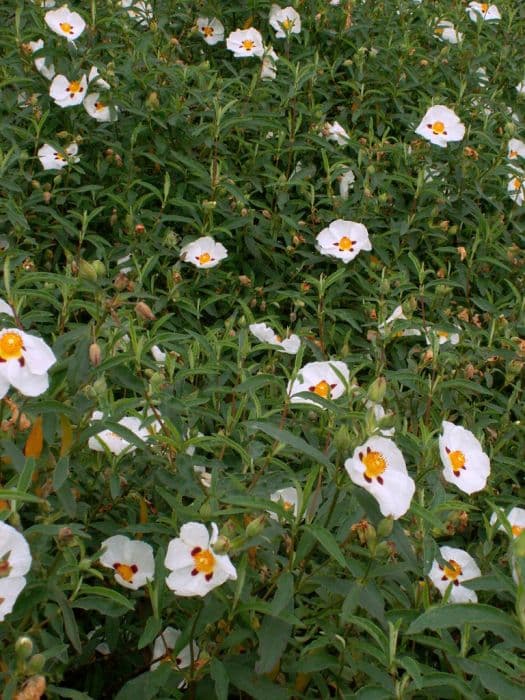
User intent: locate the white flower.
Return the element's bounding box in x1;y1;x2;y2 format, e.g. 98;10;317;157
378;305;421;337
38;142;79;170
316;219;372;263
226;28;264;58
0;522;32;622
180;236;228;269
88;410;161;456
88;66;111;91
165;522;237;597
49;73;87;107
151;345;166;364
0;329;56;399
269;487;299;520
150;627;198;671
476;67;489;87
28;40;55;80
0;577;28;622
45;5;86;41
345;436;415;519
425;326;460;346
516;81;525;96
193;465;212;489
490;507;525;539
508;139;525;160
83;93;118;122
434;20;463;45
466;3;501;22
196;17;224;45
428;546;480;603
439;421;490;495
249;322;300;354
288;360;350;407
324;121;350;145
339;168;355;199
261;46;279;81
99;535;155;590
0;299;14;317
415;105;465;148
120;0;153;25
269;5;302;38
508;170;525;206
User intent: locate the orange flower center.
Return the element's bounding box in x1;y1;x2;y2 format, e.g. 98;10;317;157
431;121;445;134
54;152;66;161
59;22;74;35
449;450;465;471
480;3;489;13
437;331;449;339
361;450;386;480
68;80;83;94
435;28;444;35
114;562;138;583
509;150;518;158
242;39;255;51
310;380;330;398
94;101;106;111
282;18;294;31
197;252;211;265
513;178;522;191
442;559;462;581
0;332;24;361
202;25;214;37
338;236;354;251
192;547;215;575
512;525;524;537
283;500;294;511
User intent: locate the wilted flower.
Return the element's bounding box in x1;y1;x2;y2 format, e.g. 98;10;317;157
28;40;55;80
0;522;32;622
466;2;501;22
288;360;350;407
434;20;463;44
151;345;166;364
425;327;460;346
120;0;153;25
261;46;279;81
249;322;300;354
99;535;155;590
88;410;161;455
269;5;302;38
196;17;224;45
164;522;237;597
45;5;86;41
150;627;199;671
49;73;87;107
269;487;299;520
339;168;355;199
345;436;415;519
180;236;228;269
415;105;465;147
38;142;79;170
378;305;421;337
316;220;372;263
508;170;525;206
0;329;56;398
226;28;264;58
428;546;480;603
324;121;350;145
439;421;490;494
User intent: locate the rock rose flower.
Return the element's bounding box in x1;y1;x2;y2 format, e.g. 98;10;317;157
466;2;501;22
0;522;32;621
249;322;300;354
49;73;87;107
269;5;302;38
0;329;56;398
99;535;155;590
316;220;372;263
38;142;79;170
180;236;228;269
439;421;490;494
345;436;415;519
226;28;264;58
28;39;55;80
269;487;299;520
415;105;465;148
288;360;350;407
88;410;161;455
197;17;224;45
165;522;237;597
45;4;86;41
150;626;199;671
428;546;481;603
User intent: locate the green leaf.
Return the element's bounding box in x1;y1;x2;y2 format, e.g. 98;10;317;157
138;616;162;649
51;588;81;653
79;585;135;611
0;489;43;504
246;420;332;467
72;596;131;617
407;604;522;640
308;525;349;569
210;658;230;700
53;456;70;491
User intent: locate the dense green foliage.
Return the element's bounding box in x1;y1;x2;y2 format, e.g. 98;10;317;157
0;1;524;698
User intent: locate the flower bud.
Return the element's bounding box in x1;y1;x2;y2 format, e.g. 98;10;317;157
213;535;231;554
26;655;45;674
245;514;266;539
333;425;352;455
58;526;74;545
367;377;386;404
92;260;106;278
15;636;33;660
146;91;160;110
377;517;394;539
135;301;156;321
78;259;98;282
89;343;102;367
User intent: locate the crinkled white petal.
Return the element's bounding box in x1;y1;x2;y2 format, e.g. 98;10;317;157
0;577;27;621
180;236;228;269
439;421;490;495
288;360;350;406
0;522;32;577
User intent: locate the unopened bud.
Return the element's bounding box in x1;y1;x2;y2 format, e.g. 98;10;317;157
15;636;33;660
58;526;74;544
89;343;102;367
213;535;231;554
42;191;52;204
238;275;252;286
114;272;130;291
334;425;352;455
146;91;160;109
92;260;106;278
135;223;145;234
377;517;394;539
245;514;266;539
135;301;156;321
367;377;386;404
26;655;45;674
78;259;98;282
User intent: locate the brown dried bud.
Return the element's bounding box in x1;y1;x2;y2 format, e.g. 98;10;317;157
134;224;145;234
463;146;479;160
42;191;52;204
238;275;252;286
113;272;131;291
420;59;429;67
436;268;446;279
240;207;249;217
89;342;102;367
58;526;74;544
14;675;46;700
261;209;272;220
457;246;467;261
135;301;156;321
